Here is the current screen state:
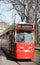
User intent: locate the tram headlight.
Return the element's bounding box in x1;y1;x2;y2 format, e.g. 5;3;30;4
29;47;32;49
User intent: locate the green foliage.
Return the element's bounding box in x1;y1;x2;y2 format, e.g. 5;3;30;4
35;50;40;56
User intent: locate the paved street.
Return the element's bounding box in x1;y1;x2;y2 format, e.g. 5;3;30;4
0;48;18;65
0;48;40;65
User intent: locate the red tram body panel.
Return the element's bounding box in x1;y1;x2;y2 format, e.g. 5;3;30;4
14;42;34;59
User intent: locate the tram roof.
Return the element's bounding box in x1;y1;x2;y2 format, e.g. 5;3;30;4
1;24;15;35
1;23;34;35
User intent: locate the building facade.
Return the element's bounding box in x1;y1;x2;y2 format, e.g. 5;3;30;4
0;20;9;35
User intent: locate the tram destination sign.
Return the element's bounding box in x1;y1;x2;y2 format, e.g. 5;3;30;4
18;24;33;28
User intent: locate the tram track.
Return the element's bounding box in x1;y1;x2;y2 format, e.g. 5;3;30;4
15;59;38;65
32;55;40;65
32;60;39;65
16;61;21;65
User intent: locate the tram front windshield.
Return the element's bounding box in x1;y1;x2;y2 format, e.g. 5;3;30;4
16;31;34;42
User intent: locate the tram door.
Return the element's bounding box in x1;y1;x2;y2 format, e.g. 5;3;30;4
9;30;14;55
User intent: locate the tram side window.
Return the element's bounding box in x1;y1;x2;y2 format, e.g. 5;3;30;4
9;31;14;44
13;32;14;42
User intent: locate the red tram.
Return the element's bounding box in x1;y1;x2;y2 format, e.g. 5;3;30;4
1;23;34;59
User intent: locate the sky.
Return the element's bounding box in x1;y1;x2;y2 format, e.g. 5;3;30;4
0;1;21;25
